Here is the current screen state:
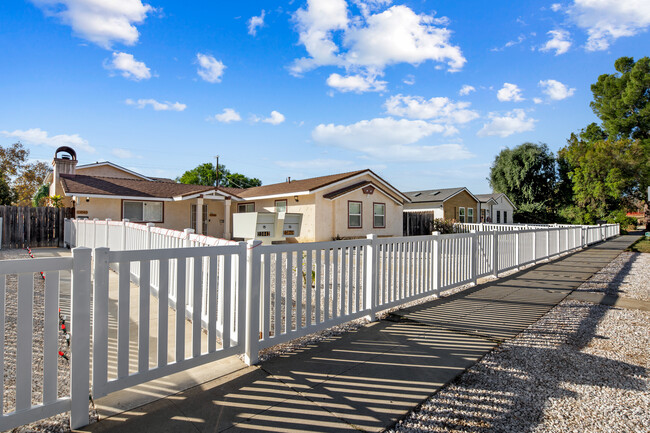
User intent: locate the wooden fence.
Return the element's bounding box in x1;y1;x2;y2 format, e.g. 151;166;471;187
0;206;74;249
403;211;440;236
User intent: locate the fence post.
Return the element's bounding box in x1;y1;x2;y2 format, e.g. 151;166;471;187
470;230;478;285
515;230;520;270
92;247;110;400
146;223;154;249
556;228;560;254
92;218;98;249
184;228;194;248
121;219;129;250
104;218;110;248
70;247;92;429
532;229;537;263
245;240;262;366
492;231;498;277
365;234;377;320
432;231;441;293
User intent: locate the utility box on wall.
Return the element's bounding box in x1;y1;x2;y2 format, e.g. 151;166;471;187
233;212;303;244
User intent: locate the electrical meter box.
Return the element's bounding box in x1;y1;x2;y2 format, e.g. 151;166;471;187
233;212;277;239
280;213;302;238
233;212;303;244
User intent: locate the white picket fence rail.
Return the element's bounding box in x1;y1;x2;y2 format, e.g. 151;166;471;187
1;220;619;431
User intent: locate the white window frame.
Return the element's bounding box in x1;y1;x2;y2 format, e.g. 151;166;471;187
467;207;474;223
496;210;501;223
459;207;465;223
373;203;386;228
238;203;255;213
503;210;508;224
122;200;163;223
348;201;362;228
275;200;287;213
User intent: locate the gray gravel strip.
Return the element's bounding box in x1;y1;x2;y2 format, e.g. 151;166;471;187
389;251;649;433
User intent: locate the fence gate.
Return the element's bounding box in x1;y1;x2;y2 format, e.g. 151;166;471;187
0;206;74;249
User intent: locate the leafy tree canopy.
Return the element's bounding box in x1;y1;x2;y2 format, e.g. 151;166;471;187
0;142;52;206
590;56;650;141
558;136;649;224
488;142;557;222
0;176;14;205
177;163;262;189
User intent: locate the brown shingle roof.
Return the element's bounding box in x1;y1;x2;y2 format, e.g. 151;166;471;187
59;174;240;199
237;170;367;199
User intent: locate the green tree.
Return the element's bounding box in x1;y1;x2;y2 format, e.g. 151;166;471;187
177;163;261;188
0;142;52;206
488;142;558;223
559;136;648;224
590;56;650;141
559;56;650;224
0;176;14;205
33;183;50;207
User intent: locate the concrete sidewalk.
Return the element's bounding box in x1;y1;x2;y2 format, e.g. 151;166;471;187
76;235;639;433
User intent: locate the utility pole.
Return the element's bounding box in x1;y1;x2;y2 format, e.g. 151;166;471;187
215;155;220;187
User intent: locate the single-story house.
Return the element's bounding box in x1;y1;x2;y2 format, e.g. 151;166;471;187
475;193;516;224
234;169;410;242
403;187;480;223
45;147;242;238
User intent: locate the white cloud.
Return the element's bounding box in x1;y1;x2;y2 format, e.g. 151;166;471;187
497;83;524;102
1;127;95;153
459;85;476;96
477;109;536;137
248;10;265;36
111;148;139;159
211;108;242;123
196;53;225;83
403;74;415;85
570;0;650;51
33;0;153;48
291;1;465;83
313;117;473;161
384;94;479;124
491;34;526;51
125;98;186;111
539;79;576;100
105;52;151;81
533;97;543;104
326;73;387;93
540;29;571;55
254;110;286;125
550;3;562;12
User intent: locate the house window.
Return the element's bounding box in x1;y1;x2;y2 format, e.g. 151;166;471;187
238;203;255;213
496;210;501;223
467;207;474;223
123;200;163;222
459;207;465;223
348;201;362;228
503;211;508;224
373;203;385;228
190;204;208;234
275;200;287;213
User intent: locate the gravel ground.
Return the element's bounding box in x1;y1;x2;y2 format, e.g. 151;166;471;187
389;250;649;433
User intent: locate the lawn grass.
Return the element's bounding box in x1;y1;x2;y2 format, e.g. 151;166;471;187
626;236;650;253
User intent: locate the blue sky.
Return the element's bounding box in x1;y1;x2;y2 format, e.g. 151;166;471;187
1;0;649;193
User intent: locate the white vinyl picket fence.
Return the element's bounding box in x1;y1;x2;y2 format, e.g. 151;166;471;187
1;219;619;431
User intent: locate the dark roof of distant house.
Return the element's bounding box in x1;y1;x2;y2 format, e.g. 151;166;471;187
150;177;176;183
474;193;500;203
404;187;478;204
59;174;241;200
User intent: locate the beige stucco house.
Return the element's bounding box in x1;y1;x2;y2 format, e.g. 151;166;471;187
475;193;517;224
234;170;409;242
45;147;241;238
403;187;480;223
45;148;408;243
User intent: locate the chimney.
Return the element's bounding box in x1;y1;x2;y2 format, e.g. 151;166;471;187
51;146;78;196
287;177;291;183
